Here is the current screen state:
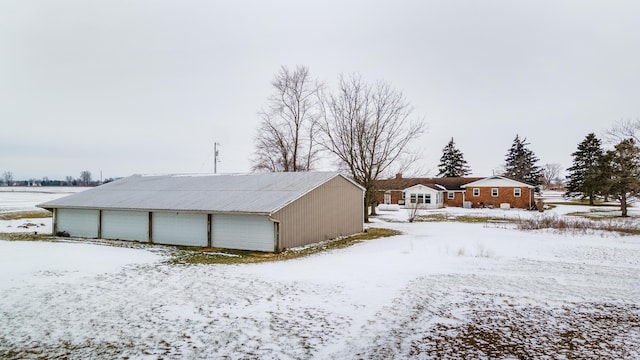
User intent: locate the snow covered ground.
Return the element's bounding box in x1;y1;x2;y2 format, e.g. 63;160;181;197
1;191;639;358
0;187;88;233
0;187;89;212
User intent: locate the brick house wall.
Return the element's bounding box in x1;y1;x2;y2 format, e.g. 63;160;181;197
375;175;535;209
464;186;534;209
444;191;464;207
376;190;405;205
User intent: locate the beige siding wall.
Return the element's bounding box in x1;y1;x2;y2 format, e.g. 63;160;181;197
272;176;364;251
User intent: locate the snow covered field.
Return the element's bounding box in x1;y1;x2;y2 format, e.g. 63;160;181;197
1;191;639;358
0;187;88;233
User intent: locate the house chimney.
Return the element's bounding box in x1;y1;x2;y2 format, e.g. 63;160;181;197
395;173;402;180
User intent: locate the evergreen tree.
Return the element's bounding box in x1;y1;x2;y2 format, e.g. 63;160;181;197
600;138;640;217
503;135;543;186
437;137;471;177
565;133;604;205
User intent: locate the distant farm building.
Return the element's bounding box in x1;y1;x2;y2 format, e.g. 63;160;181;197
38;172;365;252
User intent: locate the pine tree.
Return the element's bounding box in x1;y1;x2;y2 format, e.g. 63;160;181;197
565;133;604;205
437;137;471;177
600;138;640;217
503;135;543;186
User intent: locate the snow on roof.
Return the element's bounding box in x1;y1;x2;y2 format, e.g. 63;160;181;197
374;177;484;191
460;176;535;189
38;172;362;215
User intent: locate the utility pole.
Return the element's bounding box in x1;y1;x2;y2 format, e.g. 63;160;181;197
214;142;220;174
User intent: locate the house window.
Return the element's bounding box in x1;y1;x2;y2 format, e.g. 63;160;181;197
514;188;521;197
410;194;417;203
473;188;480;197
425;194;431;204
492;188;499;197
417;194;425;204
448;192;455;199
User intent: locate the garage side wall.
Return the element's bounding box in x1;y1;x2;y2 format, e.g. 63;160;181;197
272;176;364;251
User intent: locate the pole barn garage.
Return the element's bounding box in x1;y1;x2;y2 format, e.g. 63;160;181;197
38;172;365;252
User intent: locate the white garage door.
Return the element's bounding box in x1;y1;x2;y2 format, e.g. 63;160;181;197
212;214;274;252
152;212;208;246
102;210;149;242
56;208;99;238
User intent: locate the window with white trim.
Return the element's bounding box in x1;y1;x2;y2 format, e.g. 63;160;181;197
514;188;521;197
492;188;499;197
425;194;431;204
473;188;480;197
448;192;455;199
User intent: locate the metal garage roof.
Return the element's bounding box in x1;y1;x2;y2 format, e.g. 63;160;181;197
38;172;363;215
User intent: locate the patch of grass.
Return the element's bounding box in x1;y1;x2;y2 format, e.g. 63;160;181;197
545;200;619;207
416;213;451;222
416;213;517;224
0;232;55;241
0;210;52;220
564;208;623;220
516;216;640;236
168;227;401;265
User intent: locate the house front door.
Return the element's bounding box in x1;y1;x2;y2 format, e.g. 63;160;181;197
384;193;391;204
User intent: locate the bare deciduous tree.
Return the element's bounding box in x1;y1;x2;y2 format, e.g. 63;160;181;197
605;118;640;144
79;171;92;186
542;163;562;189
3;171;13;186
320;74;425;222
407;198;423;223
252;65;322;172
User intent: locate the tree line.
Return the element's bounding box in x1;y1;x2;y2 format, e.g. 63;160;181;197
0;170;119;187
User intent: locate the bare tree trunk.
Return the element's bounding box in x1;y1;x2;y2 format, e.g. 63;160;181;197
367;187;378;217
363;198;369;223
621;193;628;217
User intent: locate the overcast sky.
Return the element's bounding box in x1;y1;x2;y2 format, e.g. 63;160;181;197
1;1;638;181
